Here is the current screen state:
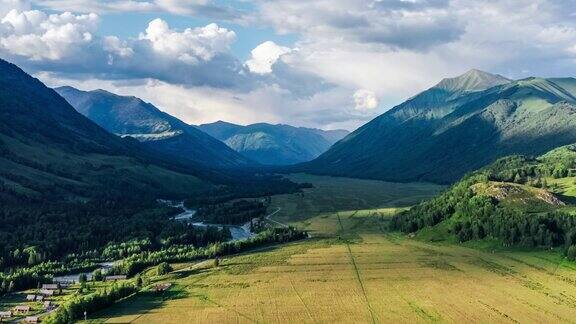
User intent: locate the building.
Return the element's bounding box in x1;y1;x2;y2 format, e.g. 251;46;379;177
24;316;39;323
44;301;54;310
26;294;36;301
41;284;59;290
39;289;54;296
13;305;30;314
155;283;172;292
105;275;127;281
0;311;12;319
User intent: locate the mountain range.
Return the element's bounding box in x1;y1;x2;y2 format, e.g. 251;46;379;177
199;121;349;165
300;69;576;183
55;86;253;170
0;59;210;199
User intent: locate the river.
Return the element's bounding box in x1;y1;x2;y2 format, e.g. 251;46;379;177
53;202;259;283
162;200;255;241
53;262;114;284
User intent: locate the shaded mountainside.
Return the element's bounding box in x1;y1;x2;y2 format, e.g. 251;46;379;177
199;121;349;165
56;86;253;169
0;59;212;199
300;69;576;184
392;144;576;250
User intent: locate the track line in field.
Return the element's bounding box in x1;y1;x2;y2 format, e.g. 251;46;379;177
336;212;377;324
203;295;260;323
289;278;316;323
179;269;260;323
478;300;519;323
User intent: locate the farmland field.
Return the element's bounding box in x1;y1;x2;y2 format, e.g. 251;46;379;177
89;174;576;323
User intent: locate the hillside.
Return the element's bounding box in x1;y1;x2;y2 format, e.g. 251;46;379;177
392;144;576;249
199;121;349;165
56;87;253;169
300;69;576;183
0;59;310;279
0;59;212;200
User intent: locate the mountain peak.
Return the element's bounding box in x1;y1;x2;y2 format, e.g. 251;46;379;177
435;69;511;93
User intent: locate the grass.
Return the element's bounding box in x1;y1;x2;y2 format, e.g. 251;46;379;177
59;174;576;322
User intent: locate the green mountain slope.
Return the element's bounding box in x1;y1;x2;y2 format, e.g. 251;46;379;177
392;144;576;250
199;121;349;165
0;59;210;199
56;87;253;169
300;70;576;183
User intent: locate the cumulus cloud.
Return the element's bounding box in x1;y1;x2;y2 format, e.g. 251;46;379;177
140;19;236;64
353;89;378;112
0;11;250;88
246;41;292;74
0;0;29;16
257;0;463;51
0;10;98;60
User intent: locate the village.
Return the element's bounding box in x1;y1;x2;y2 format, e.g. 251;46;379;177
0;275;131;323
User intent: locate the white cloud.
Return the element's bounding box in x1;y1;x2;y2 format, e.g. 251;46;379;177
39;72;370;130
0;11;249;88
257;0;463;51
139;19;236;64
0;9;98;60
0;0;29;17
353;89;378;112
33;0;244;20
246;41;292;74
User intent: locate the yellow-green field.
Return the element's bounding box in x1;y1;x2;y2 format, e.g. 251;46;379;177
88;174;576;323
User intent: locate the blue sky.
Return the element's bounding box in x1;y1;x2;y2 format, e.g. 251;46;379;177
1;0;576;130
96;12;297;60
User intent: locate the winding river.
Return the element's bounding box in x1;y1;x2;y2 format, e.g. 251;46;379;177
164;200;255;241
53;202;261;284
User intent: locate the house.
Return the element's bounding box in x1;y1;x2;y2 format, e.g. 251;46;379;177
24;316;39;323
43;301;55;310
0;311;12;318
41;284;59;290
57;281;72;288
39;289;54;296
105;275;127;281
13;305;30;314
35;295;44;302
155;283;172;292
26;294;37;301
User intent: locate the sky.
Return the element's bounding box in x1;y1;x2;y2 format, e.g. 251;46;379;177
1;0;576;130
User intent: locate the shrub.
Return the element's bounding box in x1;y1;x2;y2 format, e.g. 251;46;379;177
156;262;172;276
567;245;576;261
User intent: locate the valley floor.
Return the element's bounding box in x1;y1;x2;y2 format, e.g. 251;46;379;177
86;174;576;323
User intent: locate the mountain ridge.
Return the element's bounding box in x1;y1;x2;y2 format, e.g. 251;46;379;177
199;121;349;165
56;86;254;169
0;59;211;199
299;70;576;183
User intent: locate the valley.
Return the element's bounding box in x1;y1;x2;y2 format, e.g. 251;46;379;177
3;54;576;323
2;1;576;322
84;174;576;323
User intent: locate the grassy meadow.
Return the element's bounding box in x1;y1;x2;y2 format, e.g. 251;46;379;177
84;174;576;323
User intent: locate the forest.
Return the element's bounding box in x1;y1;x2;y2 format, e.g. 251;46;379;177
194;199;269;225
392;144;576;254
0;169;308;296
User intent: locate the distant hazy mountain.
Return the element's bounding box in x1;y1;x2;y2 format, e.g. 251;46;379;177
199;121;349;165
56;86;253;169
299;69;576;183
0;59;210;199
